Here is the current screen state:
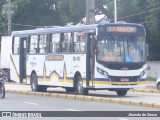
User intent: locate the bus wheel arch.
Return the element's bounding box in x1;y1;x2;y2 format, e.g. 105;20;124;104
73;71;88;95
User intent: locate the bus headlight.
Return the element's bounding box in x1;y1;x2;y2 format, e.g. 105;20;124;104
140;70;146;78
103;71;108;78
97;67;108;78
97;67;103;74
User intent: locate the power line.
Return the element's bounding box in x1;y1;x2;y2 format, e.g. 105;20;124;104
12;23;43;28
0;24;8;28
99;6;160;23
116;7;160;21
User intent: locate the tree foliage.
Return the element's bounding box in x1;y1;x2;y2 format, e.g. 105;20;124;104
144;0;160;60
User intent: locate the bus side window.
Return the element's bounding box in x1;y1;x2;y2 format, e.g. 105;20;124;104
61;33;72;53
13;37;20;54
28;35;38;54
39;35;47;54
49;34;60;53
74;32;86;53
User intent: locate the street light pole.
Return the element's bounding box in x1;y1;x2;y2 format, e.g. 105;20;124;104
3;0;16;36
114;0;117;23
8;0;11;36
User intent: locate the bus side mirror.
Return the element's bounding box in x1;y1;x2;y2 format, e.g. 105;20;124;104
146;44;149;57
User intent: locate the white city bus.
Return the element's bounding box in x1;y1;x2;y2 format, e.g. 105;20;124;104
10;23;147;96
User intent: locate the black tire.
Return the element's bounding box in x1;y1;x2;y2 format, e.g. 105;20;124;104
65;87;74;93
31;73;47;92
157;82;160;90
76;76;88;95
5;71;10;82
116;90;128;96
0;85;5;98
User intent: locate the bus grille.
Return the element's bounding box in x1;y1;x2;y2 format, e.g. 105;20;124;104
110;76;139;82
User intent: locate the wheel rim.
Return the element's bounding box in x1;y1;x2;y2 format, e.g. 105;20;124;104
31;75;37;90
77;81;83;94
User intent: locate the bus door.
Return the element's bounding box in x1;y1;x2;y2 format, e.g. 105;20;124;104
86;33;96;87
19;37;27;83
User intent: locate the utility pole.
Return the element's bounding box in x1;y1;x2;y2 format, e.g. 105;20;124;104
3;0;16;36
86;0;95;24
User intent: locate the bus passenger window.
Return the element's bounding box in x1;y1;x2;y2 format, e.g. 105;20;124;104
39;35;47;54
61;33;72;53
74;32;86;53
13;37;20;54
28;35;38;54
49;34;60;53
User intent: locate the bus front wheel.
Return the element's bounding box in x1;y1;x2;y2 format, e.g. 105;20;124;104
116;90;128;96
76;76;88;95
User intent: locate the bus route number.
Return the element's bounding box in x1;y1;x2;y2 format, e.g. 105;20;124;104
73;56;80;61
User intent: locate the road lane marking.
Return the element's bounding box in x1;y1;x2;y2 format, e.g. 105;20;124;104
118;118;129;120
67;109;79;111
24;102;39;106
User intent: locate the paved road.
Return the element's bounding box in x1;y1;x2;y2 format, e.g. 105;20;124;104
0;93;160;120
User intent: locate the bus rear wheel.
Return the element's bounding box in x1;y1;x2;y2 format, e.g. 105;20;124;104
31;73;47;92
116;90;128;96
76;76;88;95
65;87;74;93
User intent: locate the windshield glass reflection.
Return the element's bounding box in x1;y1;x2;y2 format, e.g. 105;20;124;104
97;35;146;62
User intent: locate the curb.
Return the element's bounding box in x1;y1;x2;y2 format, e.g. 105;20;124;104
6;82;160;94
129;89;160;93
6;89;160;109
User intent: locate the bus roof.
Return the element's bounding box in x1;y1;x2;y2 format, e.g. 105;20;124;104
11;23;144;37
11;24;98;37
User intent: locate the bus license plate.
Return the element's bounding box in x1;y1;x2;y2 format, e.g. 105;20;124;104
121;78;129;82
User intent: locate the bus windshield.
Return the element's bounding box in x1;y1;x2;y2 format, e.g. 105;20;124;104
97;35;146;63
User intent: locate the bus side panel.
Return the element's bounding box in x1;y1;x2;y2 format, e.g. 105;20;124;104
45;54;65;86
26;55;46;84
43;54;86;87
27;54;86;88
68;54;86;87
10;55;20;83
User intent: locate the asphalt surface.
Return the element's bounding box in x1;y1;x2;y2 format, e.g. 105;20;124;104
1;93;160;120
1;82;160;120
3;82;160;108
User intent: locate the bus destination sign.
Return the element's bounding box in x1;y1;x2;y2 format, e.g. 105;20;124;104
107;26;136;33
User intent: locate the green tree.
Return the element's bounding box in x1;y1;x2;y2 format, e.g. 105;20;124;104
58;0;86;24
0;0;7;35
145;0;160;60
12;0;63;30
